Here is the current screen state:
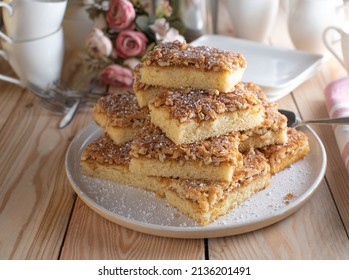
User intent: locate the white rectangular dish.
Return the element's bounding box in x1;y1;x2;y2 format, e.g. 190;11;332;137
191;35;324;101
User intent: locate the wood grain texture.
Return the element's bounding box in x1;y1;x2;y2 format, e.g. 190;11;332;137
0;91;92;259
291;60;349;234
208;181;349;259
60;198;205;260
0;66;24;129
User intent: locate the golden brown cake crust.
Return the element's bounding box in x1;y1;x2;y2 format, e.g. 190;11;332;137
150;82;262;123
164;149;271;224
245;82;268;102
130;119;241;166
169;150;268;195
93;91;148;128
240;106;287;140
143;40;246;71
261;128;308;157
236;150;270;179
133;64;147;91
81;134;131;166
259;128;310;174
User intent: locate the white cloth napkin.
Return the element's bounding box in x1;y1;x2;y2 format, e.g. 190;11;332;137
324;77;349;173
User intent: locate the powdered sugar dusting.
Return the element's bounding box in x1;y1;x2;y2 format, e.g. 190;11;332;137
80;175;198;227
78;157;315;229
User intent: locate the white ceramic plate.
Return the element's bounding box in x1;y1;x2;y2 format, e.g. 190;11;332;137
66;122;327;238
191;35;324;100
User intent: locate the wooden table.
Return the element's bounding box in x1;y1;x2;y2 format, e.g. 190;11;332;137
1;3;349;260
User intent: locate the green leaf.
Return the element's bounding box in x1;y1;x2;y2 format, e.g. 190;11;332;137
135;15;150;33
135;15;156;43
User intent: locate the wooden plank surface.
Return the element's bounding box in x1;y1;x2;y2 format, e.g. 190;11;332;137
0;91;92;259
208;180;349;259
60;198;205;260
0;66;24;129
291;61;349;233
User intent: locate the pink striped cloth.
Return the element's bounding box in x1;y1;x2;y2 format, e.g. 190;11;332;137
324;77;349;173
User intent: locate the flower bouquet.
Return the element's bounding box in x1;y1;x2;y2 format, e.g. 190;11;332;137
85;0;185;87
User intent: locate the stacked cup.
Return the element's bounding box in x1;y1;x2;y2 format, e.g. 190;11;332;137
0;0;67;89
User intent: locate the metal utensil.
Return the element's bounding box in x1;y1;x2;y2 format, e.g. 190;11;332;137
279;109;349;128
27;81;106;128
58;99;81;129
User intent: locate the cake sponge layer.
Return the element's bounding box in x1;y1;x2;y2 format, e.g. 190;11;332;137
129;120;243;182
80;134;165;195
165;150;271;225
140;65;245;93
149;84;265;145
259;128;310;174
92;91;147;144
141;41;246;92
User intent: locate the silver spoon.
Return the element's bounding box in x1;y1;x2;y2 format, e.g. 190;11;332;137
58;99;81;129
279;109;349;128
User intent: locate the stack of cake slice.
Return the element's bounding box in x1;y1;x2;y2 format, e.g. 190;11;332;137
81;91;167;195
81;41;310;226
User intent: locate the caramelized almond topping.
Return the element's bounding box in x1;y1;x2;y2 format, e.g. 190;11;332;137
167;150;268;210
81;134;131;166
130;119;242;166
143;41;246;71
93;91;148;127
133;64;146;90
259;128;308;157
150;83;262;123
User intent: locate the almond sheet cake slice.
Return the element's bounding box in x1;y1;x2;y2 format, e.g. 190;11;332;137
133;64;165;108
140;40;246;93
80;134;270;225
93;91;148;145
259;128;310;174
237;83;288;151
239;102;288;152
80;133;165;195
164;150;271;225
129;119;243;182
148;83;265;145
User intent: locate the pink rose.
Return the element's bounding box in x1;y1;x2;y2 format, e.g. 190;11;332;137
116;30;148;59
106;0;135;32
86;28;112;58
99;64;133;86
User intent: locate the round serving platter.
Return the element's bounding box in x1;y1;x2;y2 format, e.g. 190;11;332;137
65;122;326;238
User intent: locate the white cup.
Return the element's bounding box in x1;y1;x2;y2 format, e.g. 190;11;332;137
0;0;67;43
0;27;64;89
323;26;349;73
227;0;279;42
288;0;346;54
